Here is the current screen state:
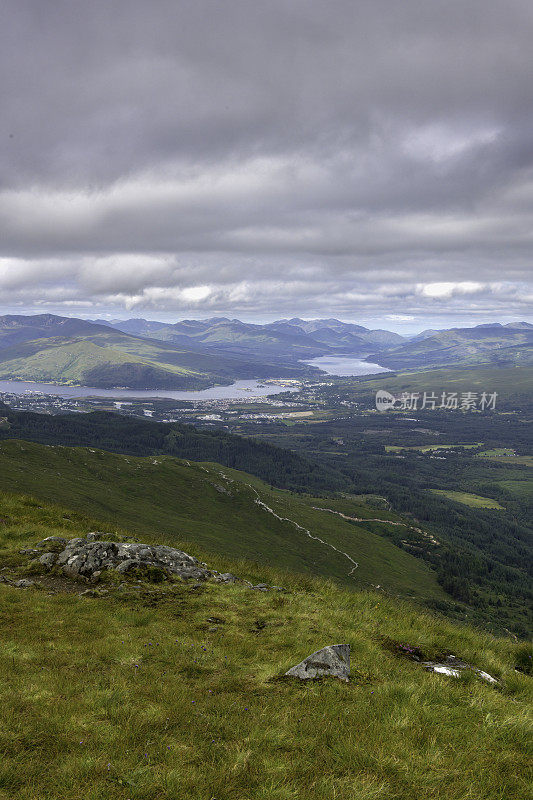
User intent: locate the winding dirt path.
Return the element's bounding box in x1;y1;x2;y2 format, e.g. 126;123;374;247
311;507;407;526
312;507;439;545
249;486;359;576
214;469;360;575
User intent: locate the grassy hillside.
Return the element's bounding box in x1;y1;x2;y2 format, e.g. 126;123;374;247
0;403;350;494
1;403;530;633
353;363;533;407
371;325;533;370
0;336;213;388
0;494;531;800
236;391;532;634
0;440;447;604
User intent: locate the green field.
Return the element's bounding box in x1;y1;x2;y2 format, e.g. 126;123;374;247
0;440;447;604
480;455;533;467
385;443;481;453
430;490;504;509
477;448;516;457
0;493;531;800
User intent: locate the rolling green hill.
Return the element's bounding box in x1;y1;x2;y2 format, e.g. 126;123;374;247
0;439;447;603
0;402;350;494
353;363;533;408
7;316;530;386
0;313;112;348
0;492;531;800
0;314;314;388
371;324;533;369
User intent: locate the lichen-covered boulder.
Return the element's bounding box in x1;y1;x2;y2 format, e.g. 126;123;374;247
54;536;211;582
285;644;350;681
38;552;57;569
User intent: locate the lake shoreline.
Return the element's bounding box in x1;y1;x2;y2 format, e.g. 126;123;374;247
0;356;390;400
0;377;299;401
301;355;391;376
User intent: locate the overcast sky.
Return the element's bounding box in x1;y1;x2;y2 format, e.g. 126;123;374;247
1;0;532;332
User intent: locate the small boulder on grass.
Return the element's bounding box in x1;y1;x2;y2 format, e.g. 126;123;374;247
285;644;350;682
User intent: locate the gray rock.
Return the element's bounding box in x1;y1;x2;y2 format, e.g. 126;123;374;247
214;573;238;584
13;579;35;588
52;536;212;582
212;483;232;496
285;644;350;681
38;552;57;569
86;532;103;542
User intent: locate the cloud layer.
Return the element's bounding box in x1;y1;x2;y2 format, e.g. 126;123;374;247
1;0;532;328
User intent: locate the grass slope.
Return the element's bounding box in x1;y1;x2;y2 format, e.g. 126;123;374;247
0;439;446;604
0;403;349;495
0;495;531;800
0;335;217;388
373;326;533;369
355;364;533;400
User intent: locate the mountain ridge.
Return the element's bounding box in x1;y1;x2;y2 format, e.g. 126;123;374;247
1;314;532;385
0;314;316;388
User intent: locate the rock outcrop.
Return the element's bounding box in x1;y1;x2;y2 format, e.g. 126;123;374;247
285;644;350;681
19;532;286;591
37;533;212;582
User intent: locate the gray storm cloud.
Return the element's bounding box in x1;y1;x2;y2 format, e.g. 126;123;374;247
0;0;532;326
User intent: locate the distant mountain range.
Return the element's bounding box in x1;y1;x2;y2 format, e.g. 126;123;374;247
0;313;530;388
0;314;317;389
92;315;405;359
